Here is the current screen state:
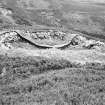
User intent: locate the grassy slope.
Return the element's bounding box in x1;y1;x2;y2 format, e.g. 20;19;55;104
0;48;105;105
0;0;105;105
0;54;105;105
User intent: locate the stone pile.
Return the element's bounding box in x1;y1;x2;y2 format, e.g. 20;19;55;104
30;30;66;40
84;40;104;49
0;7;12;16
70;34;105;50
0;31;20;49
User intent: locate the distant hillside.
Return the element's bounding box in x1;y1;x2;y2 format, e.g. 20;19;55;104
0;0;105;40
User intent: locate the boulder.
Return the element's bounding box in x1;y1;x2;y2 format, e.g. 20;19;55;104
36;32;45;39
31;33;38;39
70;34;86;46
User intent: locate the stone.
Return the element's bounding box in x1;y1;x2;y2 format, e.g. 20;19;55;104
71;34;86;45
31;33;38;39
83;39;105;49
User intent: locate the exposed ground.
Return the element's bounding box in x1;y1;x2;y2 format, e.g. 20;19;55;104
0;0;105;105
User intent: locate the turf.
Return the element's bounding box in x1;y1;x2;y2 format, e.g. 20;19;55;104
0;54;105;105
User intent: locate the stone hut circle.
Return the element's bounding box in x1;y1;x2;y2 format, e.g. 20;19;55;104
0;28;104;50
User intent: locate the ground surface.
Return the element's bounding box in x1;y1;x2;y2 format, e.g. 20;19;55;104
0;0;105;105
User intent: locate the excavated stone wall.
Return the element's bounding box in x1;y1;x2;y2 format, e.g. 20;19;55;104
0;29;104;50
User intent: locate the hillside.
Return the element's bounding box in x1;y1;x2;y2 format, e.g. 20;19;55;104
0;0;105;40
0;0;105;105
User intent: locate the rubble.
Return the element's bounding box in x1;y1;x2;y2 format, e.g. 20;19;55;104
30;30;66;40
2;31;20;43
0;31;20;49
83;40;96;49
70;34;105;50
0;7;12;16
